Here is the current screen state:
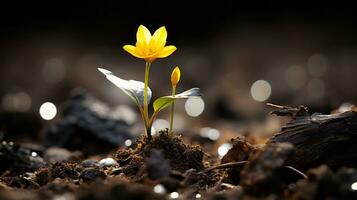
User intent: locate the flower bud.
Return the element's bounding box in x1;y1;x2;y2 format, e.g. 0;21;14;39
171;66;181;86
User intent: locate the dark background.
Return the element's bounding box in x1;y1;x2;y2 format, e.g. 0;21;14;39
0;1;356;124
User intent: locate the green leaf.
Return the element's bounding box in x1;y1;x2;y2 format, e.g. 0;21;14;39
98;68;152;107
153;88;201;112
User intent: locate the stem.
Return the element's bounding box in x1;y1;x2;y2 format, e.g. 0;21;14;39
146;126;152;140
169;85;176;136
143;62;151;140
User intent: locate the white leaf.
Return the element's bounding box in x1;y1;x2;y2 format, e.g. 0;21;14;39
98;68;152;106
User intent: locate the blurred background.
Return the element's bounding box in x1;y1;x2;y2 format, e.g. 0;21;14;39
0;1;356;144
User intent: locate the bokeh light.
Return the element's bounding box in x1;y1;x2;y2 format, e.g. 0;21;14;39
2;92;32;112
169;192;179;199
124;139;132;147
351;182;357;190
153;184;166;194
200;127;221;141
217;143;232;158
39;102;57;120
250;80;272;102
153;118;169;132
185;97;205;117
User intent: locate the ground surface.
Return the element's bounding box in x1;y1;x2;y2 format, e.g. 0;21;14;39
1;93;357;200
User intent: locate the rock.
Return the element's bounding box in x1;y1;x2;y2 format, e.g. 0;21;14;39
81;159;99;168
80;168;106;182
43;90;135;155
99;158;118;168
0;140;46;175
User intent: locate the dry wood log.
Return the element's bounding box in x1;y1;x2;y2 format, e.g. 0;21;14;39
267;104;357;170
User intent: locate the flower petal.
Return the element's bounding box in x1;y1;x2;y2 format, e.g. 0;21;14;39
123;45;144;58
135;42;147;56
150;26;167;51
157;45;177;58
136;25;152;45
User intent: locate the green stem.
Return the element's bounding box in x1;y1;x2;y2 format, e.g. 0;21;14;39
169;85;176;136
144;62;151;140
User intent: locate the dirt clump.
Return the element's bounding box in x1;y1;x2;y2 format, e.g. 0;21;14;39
220;137;256;184
51;161;80;179
33;167;51;186
116;130;204;178
240;142;297;194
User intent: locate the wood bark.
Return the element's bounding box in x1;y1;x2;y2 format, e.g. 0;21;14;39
267;104;357;170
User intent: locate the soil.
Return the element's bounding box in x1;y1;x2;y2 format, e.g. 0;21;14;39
1;100;357;199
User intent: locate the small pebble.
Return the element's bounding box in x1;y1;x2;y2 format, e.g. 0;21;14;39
81;159;99;168
80;168;106;182
99;158;118;167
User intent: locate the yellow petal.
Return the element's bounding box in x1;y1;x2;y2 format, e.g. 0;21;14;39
136;25;152;45
171;66;181;86
157;46;177;58
135;42;147;56
150;26;167;50
123;45;144;58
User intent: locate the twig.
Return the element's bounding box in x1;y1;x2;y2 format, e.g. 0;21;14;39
199;161;248;174
199;161;307;179
284;165;307;179
266;103;285;109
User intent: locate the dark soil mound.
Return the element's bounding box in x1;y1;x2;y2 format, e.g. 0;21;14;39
116;130;204;177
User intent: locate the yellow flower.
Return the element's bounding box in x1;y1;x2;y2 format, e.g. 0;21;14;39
123;25;177;63
171;66;181;86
